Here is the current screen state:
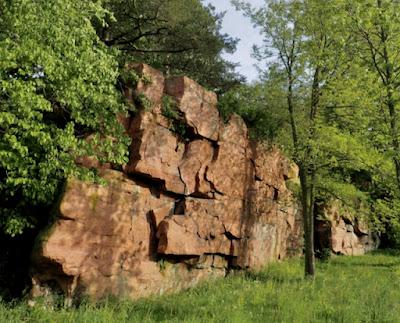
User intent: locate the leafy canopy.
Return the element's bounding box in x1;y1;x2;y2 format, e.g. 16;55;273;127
99;0;244;92
0;0;129;236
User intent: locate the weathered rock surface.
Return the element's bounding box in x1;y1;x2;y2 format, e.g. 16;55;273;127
236;144;302;270
31;171;227;300
125;111;186;194
157;198;243;257
178;139;214;197
206;115;252;200
315;200;379;256
165;76;220;141
123;62;165;108
31;63;377;302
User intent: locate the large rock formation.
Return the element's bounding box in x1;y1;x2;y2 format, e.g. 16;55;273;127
30;63;374;302
31;64;302;301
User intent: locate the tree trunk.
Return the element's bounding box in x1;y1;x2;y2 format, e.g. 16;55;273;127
386;89;400;191
299;165;315;277
377;0;400;191
287;69;316;277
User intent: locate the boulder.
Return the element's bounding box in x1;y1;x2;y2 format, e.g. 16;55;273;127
123;63;165;107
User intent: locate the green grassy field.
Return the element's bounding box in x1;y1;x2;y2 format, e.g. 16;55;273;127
1;252;400;323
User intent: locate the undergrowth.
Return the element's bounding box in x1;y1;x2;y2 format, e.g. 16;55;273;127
1;252;400;322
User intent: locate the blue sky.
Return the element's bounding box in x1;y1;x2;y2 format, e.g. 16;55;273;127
203;0;265;82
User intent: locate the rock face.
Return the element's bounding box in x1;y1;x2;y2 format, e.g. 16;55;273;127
236;144;303;269
165;76;220;141
31;64;301;301
315;200;379;256
125;111;186;194
30;63;375;302
31;171;226;300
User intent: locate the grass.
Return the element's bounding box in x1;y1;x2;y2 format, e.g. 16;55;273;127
1;252;400;323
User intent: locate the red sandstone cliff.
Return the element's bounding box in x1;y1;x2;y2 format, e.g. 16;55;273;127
29;63;375;302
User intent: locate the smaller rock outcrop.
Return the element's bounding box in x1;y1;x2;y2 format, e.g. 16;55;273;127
315;200;379;256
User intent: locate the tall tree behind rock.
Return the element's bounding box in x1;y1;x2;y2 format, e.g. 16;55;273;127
340;0;400;245
233;0;382;276
346;0;400;191
97;0;245;92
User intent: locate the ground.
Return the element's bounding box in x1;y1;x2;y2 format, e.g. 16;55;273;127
1;251;400;322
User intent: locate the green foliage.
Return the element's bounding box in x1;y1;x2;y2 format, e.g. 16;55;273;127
136;94;153;111
315;248;331;262
161;95;189;140
218;82;287;140
0;0;129;236
119;68;140;87
373;199;400;248
286;180;302;200
2;254;400;322
232;0;400;250
141;75;152;86
169;122;189;141
161;96;180;120
158;258;167;273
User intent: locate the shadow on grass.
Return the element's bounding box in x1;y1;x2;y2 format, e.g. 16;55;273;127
243;270;303;284
369;248;400;256
327;250;400;269
329;260;400;269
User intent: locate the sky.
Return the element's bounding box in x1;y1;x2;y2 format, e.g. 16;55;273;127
203;0;265;82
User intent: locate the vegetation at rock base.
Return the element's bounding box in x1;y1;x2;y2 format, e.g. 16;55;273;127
1;253;400;322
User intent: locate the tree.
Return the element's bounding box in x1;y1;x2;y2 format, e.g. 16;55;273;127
218;80;287;140
339;0;400;246
0;0;129;236
233;0;380;276
346;0;400;191
97;0;244;92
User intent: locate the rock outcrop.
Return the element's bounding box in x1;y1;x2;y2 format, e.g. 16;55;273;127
315;200;379;256
30;63;374;302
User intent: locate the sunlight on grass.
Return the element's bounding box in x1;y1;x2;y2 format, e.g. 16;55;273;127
1;253;400;322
